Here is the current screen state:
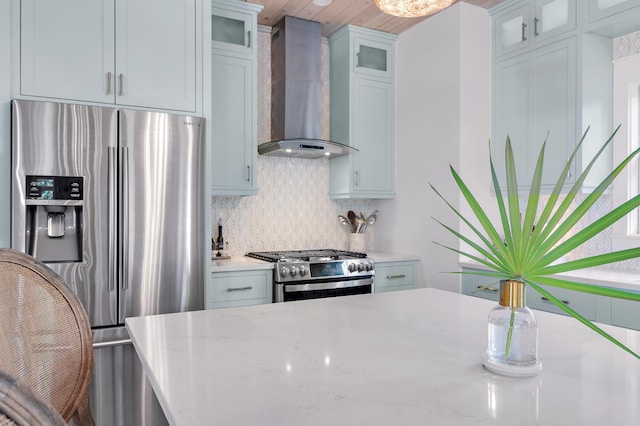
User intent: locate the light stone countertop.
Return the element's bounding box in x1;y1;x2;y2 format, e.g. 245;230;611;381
460;260;640;292
210;255;274;272
367;251;420;263
211;252;419;273
126;288;640;426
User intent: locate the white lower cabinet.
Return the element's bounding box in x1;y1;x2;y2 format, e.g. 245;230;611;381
206;270;272;309
461;272;502;302
374;261;417;293
611;296;640;331
461;267;640;330
528;283;598;321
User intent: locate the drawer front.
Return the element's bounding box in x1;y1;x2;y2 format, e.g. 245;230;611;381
461;271;502;302
375;262;416;292
611;297;640;331
207;271;271;308
528;284;597;320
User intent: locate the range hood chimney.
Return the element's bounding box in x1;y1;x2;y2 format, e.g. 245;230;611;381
258;16;357;159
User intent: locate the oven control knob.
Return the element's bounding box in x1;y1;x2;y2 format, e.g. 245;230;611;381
299;265;307;276
280;266;290;277
291;266;299;277
357;263;365;272
348;263;356;273
365;263;373;271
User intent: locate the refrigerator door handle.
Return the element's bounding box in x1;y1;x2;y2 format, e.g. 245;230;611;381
92;338;132;349
121;147;130;291
108;147;117;292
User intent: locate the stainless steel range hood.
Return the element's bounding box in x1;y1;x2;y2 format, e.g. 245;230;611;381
259;16;357;159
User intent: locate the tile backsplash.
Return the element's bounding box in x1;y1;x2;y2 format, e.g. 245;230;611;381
614;30;640;59
211;27;374;257
211;158;374;257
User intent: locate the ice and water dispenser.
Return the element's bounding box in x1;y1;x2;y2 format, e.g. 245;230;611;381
24;175;84;263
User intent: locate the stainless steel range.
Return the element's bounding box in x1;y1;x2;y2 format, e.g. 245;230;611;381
245;249;375;303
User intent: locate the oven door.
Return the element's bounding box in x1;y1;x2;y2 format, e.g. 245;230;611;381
276;276;374;303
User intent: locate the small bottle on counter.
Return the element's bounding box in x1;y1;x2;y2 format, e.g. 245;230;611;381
214;218;230;259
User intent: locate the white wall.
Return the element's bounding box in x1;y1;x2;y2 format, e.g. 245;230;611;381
0;0;12;248
374;3;491;292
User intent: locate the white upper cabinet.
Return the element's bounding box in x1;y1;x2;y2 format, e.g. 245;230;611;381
210;0;261;196
329;25;397;199
20;0;115;104
490;0;614;192
114;0;197;111
20;0;199;112
492;38;577;190
494;0;576;58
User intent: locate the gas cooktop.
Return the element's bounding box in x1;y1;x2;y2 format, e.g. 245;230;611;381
245;249;367;263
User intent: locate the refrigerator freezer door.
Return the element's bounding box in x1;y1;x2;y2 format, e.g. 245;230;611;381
118;109;205;322
11;99;118;327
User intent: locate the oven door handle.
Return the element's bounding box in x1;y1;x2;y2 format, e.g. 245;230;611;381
283;277;373;293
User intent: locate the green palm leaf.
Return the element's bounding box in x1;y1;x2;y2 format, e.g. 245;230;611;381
431;128;640;360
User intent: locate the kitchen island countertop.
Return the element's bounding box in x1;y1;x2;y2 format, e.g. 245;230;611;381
126;288;640;425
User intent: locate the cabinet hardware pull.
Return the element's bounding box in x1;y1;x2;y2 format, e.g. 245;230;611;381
387;274;406;279
227;286;252;292
534;17;539;36
119;73;124;96
247;30;251;47
541;296;569;305
355;171;360;186
521;22;527;41
476;285;498;292
107;72;112;95
246;165;251;182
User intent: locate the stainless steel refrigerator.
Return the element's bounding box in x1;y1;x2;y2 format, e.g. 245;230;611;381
11;99;206;425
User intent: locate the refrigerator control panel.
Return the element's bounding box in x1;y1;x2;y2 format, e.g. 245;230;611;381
26;175;83;200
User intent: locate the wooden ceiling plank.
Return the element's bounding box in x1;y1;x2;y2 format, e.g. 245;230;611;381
247;0;504;35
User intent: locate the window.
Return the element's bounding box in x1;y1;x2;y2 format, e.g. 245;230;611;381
611;53;640;251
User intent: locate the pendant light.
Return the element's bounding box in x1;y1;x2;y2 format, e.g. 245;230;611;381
373;0;456;17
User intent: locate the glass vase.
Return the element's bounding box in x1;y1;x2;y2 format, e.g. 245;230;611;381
482;280;541;376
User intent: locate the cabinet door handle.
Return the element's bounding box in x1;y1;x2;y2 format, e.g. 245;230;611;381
247;30;251;47
119;73;124;96
476;285;498;292
521;22;527;41
246;165;251;182
541;296;569;305
534;17;539;37
387;274;406;279
355;171;360;186
107;72;112;95
227;286;252;292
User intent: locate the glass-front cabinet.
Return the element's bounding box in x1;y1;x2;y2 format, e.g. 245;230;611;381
494;3;531;57
494;0;576;58
211;7;255;56
353;36;395;80
585;0;640;36
588;0;640;22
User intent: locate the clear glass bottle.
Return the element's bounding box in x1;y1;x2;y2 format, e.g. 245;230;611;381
486;280;538;367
